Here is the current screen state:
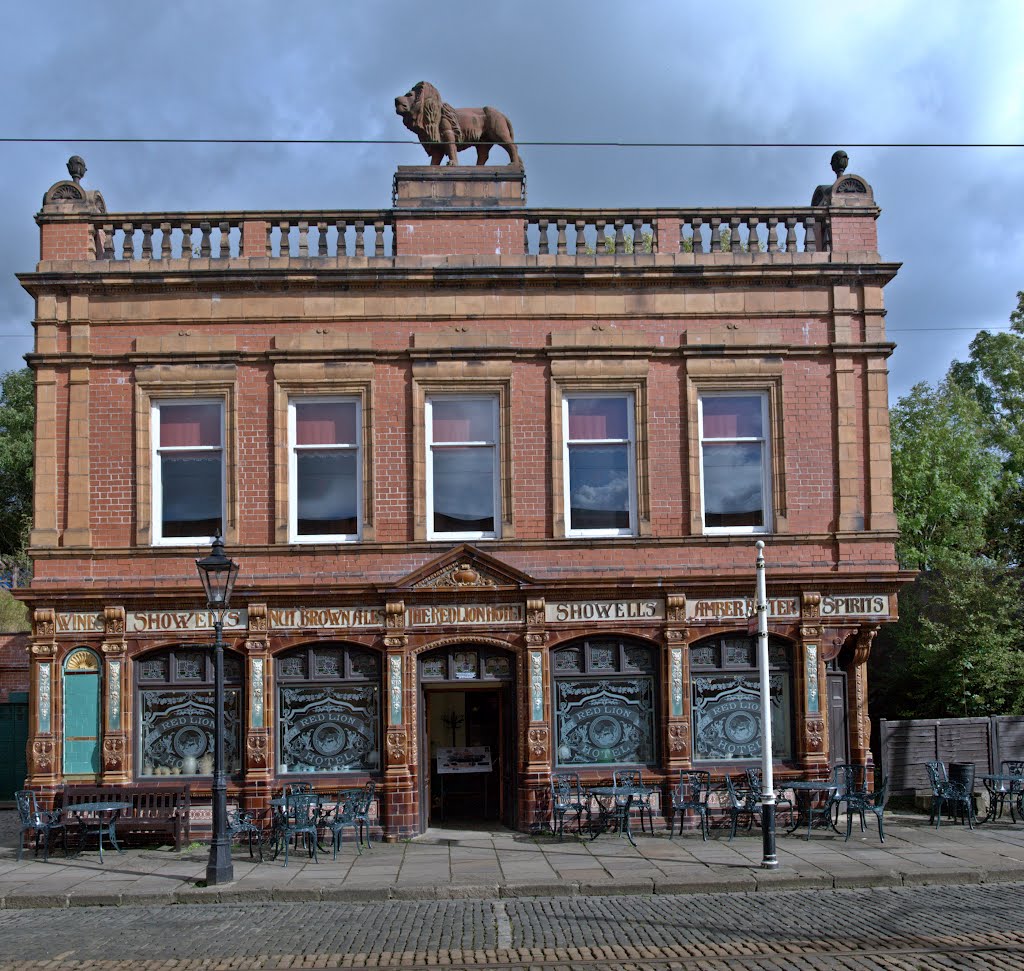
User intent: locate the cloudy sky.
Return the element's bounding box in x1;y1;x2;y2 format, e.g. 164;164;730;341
1;1;1021;402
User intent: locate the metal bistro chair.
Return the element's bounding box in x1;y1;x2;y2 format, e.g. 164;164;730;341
840;776;889;843
613;769;654;834
354;780;376;850
725;774;760;840
744;767;794;826
226;805;264;862
276;792;321;865
826;763;868;829
925;760;975;829
990;760;1024;822
324;790;363;859
550;771;591;840
15;790;67;862
668;770;710;840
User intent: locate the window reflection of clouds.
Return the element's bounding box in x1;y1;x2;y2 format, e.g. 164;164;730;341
568;446;629;511
433;447;494;519
297;451;357;518
703;443;762;514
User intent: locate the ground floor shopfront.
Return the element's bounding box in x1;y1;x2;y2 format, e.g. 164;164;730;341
23;551;895;838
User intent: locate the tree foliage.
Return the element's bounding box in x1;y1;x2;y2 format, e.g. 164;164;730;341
876;292;1024;719
0;368;33;558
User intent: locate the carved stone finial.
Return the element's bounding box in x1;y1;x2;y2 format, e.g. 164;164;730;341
67;155;87;182
394;81;522;168
830;150;849;178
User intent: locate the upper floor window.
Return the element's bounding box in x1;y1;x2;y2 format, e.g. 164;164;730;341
698;392;771;533
562;393;636;536
426;396;500;540
289;398;361;542
152;400;224;545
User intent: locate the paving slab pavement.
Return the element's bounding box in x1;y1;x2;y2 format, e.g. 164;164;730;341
3;808;1024;908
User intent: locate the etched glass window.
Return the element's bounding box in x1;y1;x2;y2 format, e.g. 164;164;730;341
690;635;792;763
426;396;499;539
289;397;360;542
152;400;224;544
552;638;658;767
136;647;243;778
276;644;381;775
563;394;636;536
698;393;771;533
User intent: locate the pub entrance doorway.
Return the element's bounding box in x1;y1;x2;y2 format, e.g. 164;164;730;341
826;666;850;767
417;645;516;831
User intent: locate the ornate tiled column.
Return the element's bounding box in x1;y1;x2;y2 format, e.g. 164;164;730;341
663;595;689;770
100;607;129;784
797;593;827;774
523;598;549;831
849;625;878;773
29;609;58;801
243;604;271;803
383;601;414;838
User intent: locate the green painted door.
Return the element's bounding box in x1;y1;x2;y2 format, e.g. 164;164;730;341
63;671;101;775
0;697;28;798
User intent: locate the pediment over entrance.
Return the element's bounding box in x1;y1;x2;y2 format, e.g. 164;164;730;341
396;544;534;590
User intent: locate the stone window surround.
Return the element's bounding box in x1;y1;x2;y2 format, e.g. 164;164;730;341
549;360;650;538
684;358;788;536
134;364;237;547
272;362;375;545
411;361;514;542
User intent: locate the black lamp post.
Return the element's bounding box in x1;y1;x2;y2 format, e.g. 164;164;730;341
195;534;239;886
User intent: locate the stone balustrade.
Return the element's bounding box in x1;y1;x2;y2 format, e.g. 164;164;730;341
44;205;871;265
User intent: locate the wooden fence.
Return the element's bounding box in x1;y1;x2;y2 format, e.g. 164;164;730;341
880;715;1024;796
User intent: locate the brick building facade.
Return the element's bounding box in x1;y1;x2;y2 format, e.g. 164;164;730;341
16;157;904;836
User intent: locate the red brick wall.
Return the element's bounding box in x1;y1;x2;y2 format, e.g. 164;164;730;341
0;632;29;702
396;217;524;256
39;222;92;261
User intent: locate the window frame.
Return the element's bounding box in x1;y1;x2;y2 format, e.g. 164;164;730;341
697;390;773;535
151;398;226;547
561;391;638;537
425;394;502;541
287;395;362;544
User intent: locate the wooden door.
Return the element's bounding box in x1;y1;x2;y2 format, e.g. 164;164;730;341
63;669;101;775
0;698;28;797
827;672;849;766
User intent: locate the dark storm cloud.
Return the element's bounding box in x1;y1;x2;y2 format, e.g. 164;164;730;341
1;1;1021;402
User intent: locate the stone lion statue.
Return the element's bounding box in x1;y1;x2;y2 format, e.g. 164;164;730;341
395;81;522;167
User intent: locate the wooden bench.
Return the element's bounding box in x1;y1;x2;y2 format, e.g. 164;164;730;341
60;785;191;851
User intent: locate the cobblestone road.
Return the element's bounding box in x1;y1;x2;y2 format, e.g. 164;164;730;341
0;882;1021;970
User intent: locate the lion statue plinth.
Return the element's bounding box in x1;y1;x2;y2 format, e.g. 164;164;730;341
395;81;522;168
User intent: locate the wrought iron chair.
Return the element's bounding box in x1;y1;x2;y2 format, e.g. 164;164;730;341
226;805;264;861
826;763;868;828
743;767;794;824
840;776;889;842
354;780;376;850
15;790;66;862
1000;760;1024;822
324;791;363;859
550;771;591;840
925;760;975;829
725;774;760;840
275;792;321;865
668;770;710;840
612;769;654;833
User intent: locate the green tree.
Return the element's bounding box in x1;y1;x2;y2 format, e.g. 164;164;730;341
0;368;34;558
949;290;1024;563
889;379;999;571
874;295;1024;720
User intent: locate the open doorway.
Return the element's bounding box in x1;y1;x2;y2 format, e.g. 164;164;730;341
418;644;517;831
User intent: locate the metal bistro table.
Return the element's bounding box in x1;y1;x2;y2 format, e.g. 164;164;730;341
64;801;131;862
784;781;839;839
979;773;1024;823
587;785;654;847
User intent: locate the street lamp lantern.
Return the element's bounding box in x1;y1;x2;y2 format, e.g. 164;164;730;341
195;534;239;609
195;533;239;886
